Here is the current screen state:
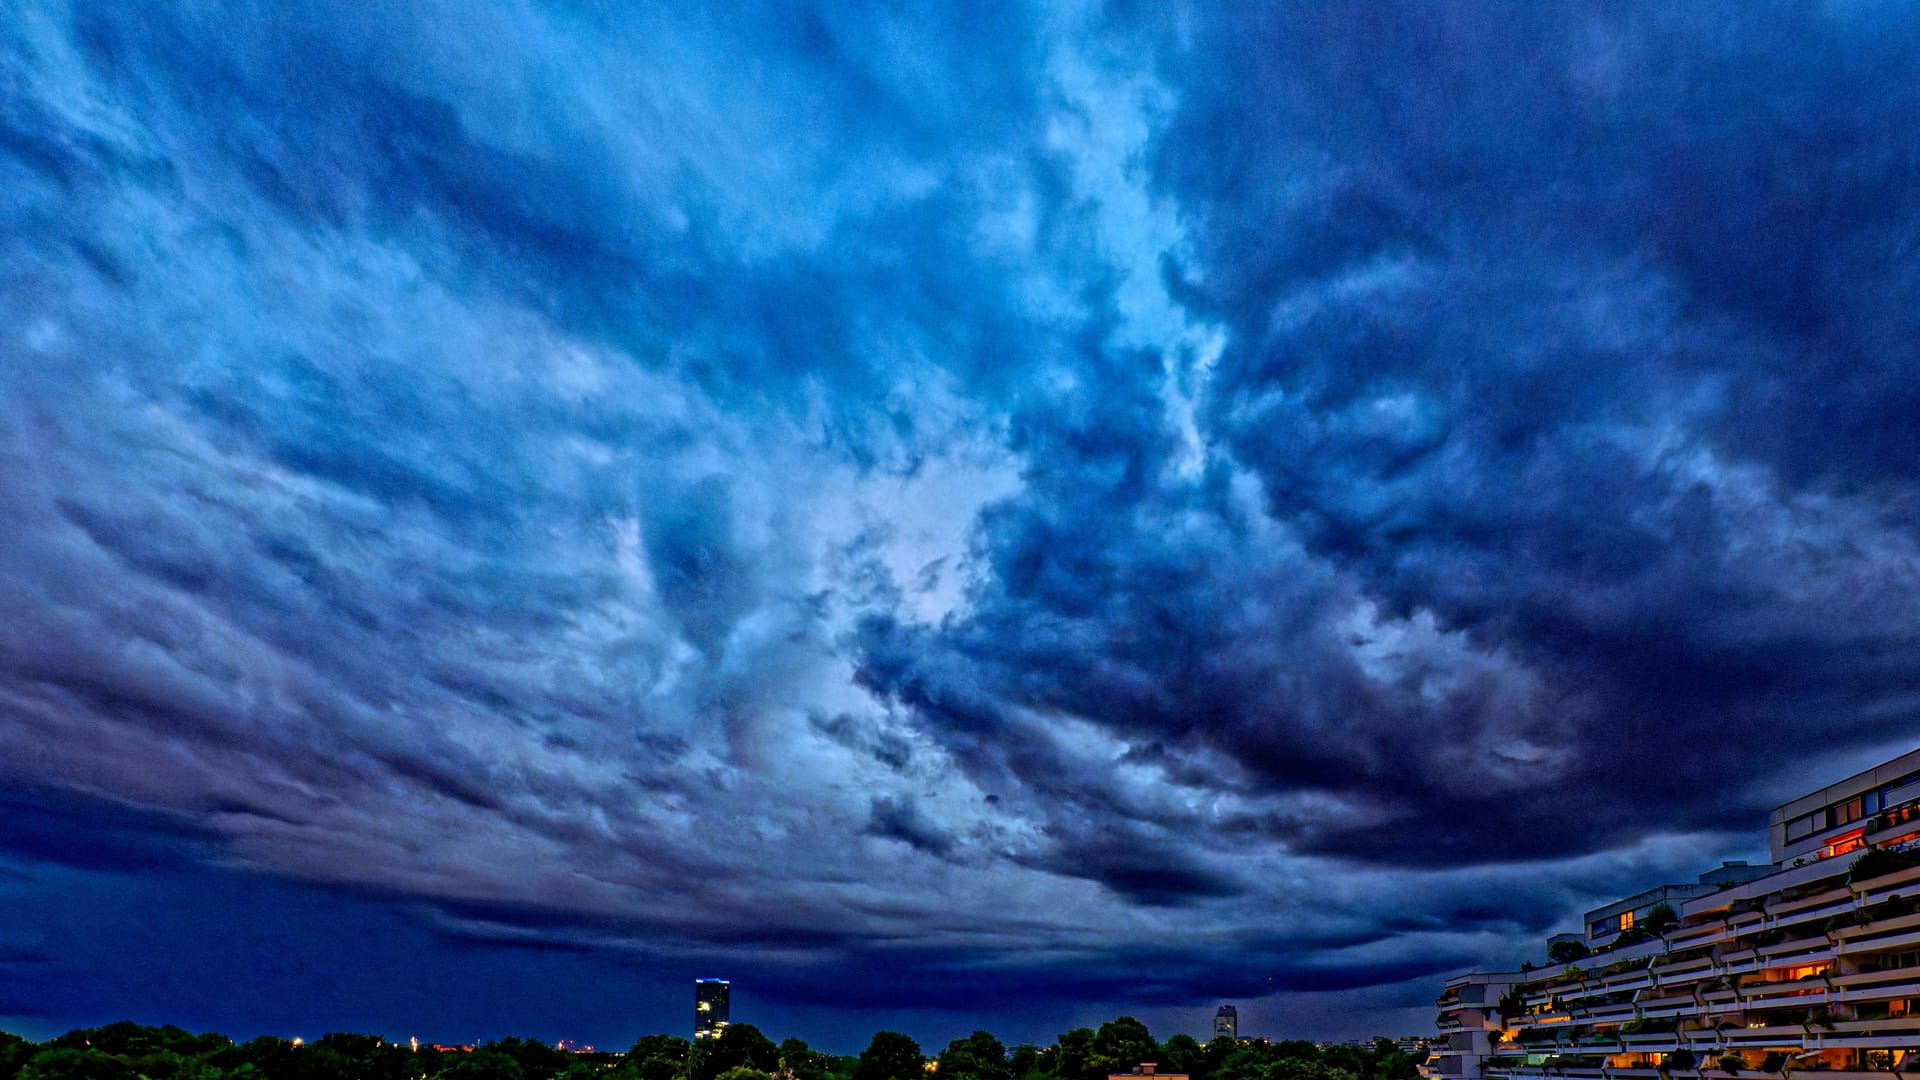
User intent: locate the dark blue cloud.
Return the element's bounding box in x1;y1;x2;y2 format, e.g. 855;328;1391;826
3;0;1920;1050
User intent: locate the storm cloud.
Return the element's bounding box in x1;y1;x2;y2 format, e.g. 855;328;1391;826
4;0;1920;1047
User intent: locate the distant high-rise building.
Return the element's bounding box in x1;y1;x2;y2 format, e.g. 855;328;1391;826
1213;1005;1237;1041
695;978;730;1040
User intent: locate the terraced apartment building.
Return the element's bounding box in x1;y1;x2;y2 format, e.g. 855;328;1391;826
1430;748;1920;1080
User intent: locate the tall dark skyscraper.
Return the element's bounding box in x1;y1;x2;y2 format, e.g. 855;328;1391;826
695;978;731;1040
1213;1005;1238;1041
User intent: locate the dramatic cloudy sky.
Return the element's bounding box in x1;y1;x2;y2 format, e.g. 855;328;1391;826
6;0;1920;1051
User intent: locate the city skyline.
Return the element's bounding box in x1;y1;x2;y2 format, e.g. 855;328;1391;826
7;0;1920;1054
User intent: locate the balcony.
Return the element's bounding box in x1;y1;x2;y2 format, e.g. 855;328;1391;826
1758;883;1850;914
1838;929;1920;960
1738;980;1831;1008
1825;1016;1920;1036
1653;954;1717;981
1682;860;1849;918
1833;909;1920;945
1718;1023;1804;1046
1806;1031;1920;1050
1484;1066;1607;1080
1831;961;1920;995
1667;920;1732;948
1835;976;1920;1005
1754;934;1835;964
1559;972;1651;1006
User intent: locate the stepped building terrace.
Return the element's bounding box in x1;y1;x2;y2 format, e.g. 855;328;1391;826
1429;748;1920;1080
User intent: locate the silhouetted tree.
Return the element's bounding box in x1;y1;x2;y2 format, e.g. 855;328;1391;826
938;1032;1010;1080
307;1033;424;1080
1051;1030;1097;1080
482;1038;570;1080
18;1047;139;1080
700;1026;780;1080
853;1032;923;1080
781;1038;835;1080
1160;1036;1203;1080
626;1035;695;1080
1008;1045;1043;1080
0;1032;33;1080
442;1048;527;1080
1089;1018;1154;1079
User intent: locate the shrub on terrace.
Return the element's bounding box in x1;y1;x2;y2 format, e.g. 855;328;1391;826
1621;1019;1677;1035
1616;927;1655;948
1549;940;1591;964
1517;1029;1557;1046
1849;846;1920;885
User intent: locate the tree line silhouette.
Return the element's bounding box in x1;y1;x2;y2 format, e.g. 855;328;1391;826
0;1014;1427;1080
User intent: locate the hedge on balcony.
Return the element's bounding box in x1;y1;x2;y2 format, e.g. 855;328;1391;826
1550;939;1592;964
1518;1029;1558;1045
1849;845;1920;885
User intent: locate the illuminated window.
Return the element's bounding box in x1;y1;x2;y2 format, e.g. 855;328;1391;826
1619;910;1636;931
1885;802;1920;831
1823;830;1866;859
